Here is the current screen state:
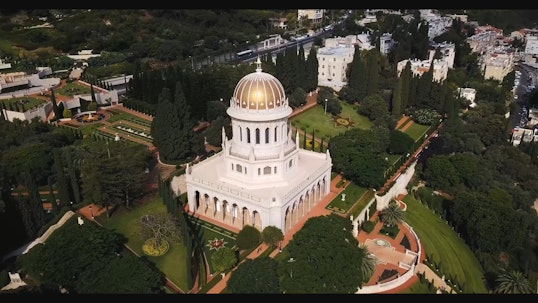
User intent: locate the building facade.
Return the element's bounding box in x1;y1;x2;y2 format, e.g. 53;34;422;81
317;44;355;92
185;59;332;233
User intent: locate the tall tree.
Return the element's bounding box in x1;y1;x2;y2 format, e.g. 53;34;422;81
305;46;319;92
50;88;62;119
53;149;71;207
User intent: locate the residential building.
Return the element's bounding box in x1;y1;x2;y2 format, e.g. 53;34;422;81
429;41;456;69
379;33;394;56
524;29;538;56
269;17;288;30
467;31;501;54
317;40;356;91
397;58;449;82
297;9;324;25
482;51;515;81
419;9;452;40
0;58;11;70
185;59;332;233
511;128;538;146
457;87;477;108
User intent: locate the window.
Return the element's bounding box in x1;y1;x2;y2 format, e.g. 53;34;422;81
256;128;260;144
239;127;242;141
274;167;277;174
289;159;293;167
265;128;269;143
258;168;261;175
236;164;242;173
247;127;251;143
274;126;278;142
263;166;271;175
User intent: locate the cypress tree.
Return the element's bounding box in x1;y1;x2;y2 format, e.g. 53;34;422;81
305;47;319;93
51;88;61;119
365;49;380;97
23;171;46;236
65;149;81;204
297;44;307;90
53;149;71;207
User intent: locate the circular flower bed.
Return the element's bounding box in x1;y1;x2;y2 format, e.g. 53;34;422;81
142;238;169;256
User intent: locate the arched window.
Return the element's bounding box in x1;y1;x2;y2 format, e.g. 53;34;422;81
289;159;293;167
265;128;269;144
263;166;271;175
239;127;242;142
274;126;278;142
256;128;260;144
274;166;277;174
247;127;251;143
236;164;243;173
258;168;261;175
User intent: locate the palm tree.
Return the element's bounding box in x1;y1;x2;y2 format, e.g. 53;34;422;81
494;270;535;294
357;243;377;283
378;199;405;227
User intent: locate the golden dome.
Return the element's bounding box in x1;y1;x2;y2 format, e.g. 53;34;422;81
232;59;286;110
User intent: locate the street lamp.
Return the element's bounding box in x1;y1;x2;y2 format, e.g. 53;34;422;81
287;257;296;278
324;98;328;115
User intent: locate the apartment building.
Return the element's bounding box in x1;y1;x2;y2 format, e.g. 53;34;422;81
0;58;11;70
482;51;515;81
419;9;452;40
396;58;449;82
429;41;456;69
297;9;324;25
269;17;288;30
379;33;394;56
467;31;499;54
317;44;355;92
524;30;538;55
457;87;477;108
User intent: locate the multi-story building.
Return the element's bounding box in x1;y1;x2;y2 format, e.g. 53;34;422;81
482;51;515;81
419;9;452;40
379;33;394;56
317;41;355;92
457;87;477;108
467;31;501;54
396;58;449;82
297;9;324;25
429;41;456;69
524;30;538;56
0;58;11;70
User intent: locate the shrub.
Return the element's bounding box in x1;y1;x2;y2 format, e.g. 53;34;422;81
361;220;375;233
236;225;261;250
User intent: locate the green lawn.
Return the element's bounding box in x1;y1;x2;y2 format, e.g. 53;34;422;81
99;197;190;291
401;194;488;293
327;182;368;214
55;81;91;96
402;122;430;142
106;108;152;127
290;102;372;140
1;97;47;112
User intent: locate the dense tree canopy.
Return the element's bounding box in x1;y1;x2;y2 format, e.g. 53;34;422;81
280;214;371;293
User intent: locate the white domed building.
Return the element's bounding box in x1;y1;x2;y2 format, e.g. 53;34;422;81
185;58;332;233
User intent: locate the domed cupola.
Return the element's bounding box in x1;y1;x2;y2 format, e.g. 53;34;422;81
231;57;288;112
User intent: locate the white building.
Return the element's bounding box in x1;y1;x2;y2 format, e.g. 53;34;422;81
379;33;394;56
317;44;355;92
457;87;477;108
397;58;448;83
429;41;455;69
185;59;332;233
524;30;538;56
